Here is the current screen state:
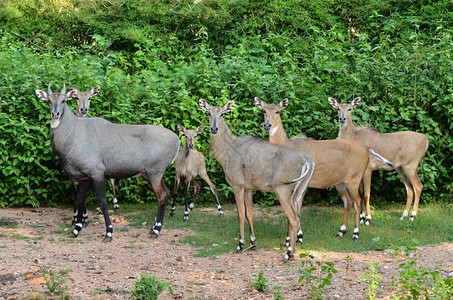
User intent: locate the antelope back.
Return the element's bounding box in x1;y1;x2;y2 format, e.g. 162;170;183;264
69;83;100;117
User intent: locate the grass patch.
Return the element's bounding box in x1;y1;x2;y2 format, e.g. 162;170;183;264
124;202;452;257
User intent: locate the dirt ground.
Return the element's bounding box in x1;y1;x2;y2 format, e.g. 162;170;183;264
0;207;452;300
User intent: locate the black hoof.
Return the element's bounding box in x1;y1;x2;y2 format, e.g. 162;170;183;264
68;232;78;238
82;221;89;228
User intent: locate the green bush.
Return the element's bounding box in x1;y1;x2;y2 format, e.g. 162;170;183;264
130;274;172;300
0;0;451;208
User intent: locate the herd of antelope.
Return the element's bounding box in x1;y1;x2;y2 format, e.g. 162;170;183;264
36;83;428;260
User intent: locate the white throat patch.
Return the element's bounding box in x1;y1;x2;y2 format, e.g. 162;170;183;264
50;119;61;128
269;125;278;136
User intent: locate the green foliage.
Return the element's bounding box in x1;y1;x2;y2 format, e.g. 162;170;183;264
297;253;338;300
273;285;285;300
361;262;382;300
130;274;173;300
40;266;69;296
0;0;452;207
251;269;269;293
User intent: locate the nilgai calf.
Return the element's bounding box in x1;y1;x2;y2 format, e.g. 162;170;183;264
255;97;394;240
69;83;120;216
199;99;315;260
36;83;180;241
171;125;223;221
329;97;429;221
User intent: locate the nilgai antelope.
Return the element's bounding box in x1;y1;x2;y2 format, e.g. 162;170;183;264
36;83;180;241
255;97;394;240
329;97;429;222
69;83;120;216
199;99;315;260
171;125;224;221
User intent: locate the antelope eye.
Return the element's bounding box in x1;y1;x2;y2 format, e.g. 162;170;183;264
276;111;280;114
348;108;351;111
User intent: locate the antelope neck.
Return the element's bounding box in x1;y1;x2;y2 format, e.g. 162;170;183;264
268;117;289;145
339;118;356;139
210;117;235;167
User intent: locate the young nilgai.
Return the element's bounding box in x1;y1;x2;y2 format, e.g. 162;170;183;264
171;125;223;221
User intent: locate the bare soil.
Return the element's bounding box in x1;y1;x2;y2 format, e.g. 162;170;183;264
0;207;452;300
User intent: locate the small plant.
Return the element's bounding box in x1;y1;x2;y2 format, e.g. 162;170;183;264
130;274;173;300
40;266;69;296
273;285;285;300
343;255;353;272
361;262;382;300
251;269;269;292
297;253;338;300
391;259;453;299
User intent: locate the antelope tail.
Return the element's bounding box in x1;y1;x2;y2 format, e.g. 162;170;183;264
367;147;395;169
285;162;312;185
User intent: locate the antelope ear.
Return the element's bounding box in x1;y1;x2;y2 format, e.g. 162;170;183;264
69;82;77;91
35;90;48;100
351;97;361;108
196;126;205;134
66;90;77;100
254;97;266;110
328;97;339;109
91;85;100;97
199;99;210;111
177;125;185;134
223;101;234;113
280;98;289;109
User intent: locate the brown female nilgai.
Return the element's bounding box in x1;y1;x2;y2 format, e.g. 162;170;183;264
36;83;180;241
329;97;429;222
199;99;315;260
255;97;394;240
171;125;223;221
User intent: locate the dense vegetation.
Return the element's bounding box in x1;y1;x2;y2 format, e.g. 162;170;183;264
0;0;452;208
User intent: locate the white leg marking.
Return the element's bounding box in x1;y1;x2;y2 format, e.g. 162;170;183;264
400;210;409;220
341;196;347;209
340;224;347;231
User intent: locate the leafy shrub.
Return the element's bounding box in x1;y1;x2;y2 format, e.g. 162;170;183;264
130;274;172;300
0;0;451;208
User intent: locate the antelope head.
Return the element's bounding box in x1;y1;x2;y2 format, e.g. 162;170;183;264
199;99;234;135
177;125;205;149
254;97;288;136
328;97;361;129
69;83;100;117
36;83;76;128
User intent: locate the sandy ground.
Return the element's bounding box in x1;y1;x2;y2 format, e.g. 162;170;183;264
0;207;452;299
